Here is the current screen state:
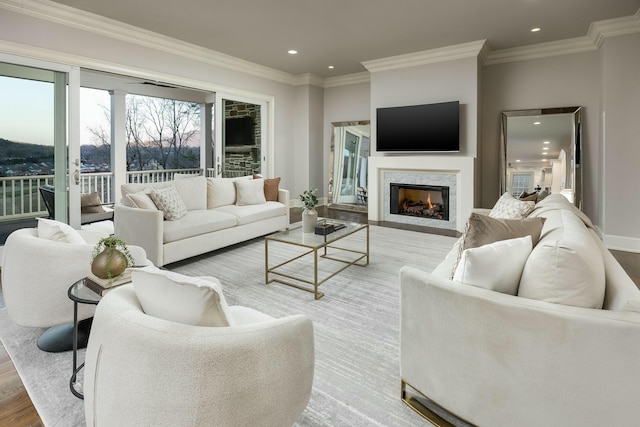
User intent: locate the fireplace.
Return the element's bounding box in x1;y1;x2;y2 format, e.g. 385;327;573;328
389;183;449;221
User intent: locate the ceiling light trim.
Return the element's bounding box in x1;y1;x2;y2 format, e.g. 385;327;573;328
362;40;488;73
0;0;298;85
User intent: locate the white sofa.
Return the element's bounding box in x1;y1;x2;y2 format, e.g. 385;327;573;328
400;194;640;427
114;175;289;266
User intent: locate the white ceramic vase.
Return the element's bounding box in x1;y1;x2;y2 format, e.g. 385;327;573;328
302;207;318;233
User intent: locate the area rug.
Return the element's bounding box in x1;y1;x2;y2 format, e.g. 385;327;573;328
0;224;458;426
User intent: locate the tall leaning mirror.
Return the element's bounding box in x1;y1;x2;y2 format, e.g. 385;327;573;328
500;107;582;209
328;120;370;212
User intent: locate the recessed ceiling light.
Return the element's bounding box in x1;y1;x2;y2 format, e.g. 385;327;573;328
534;121;541;125
543;141;550;144
328;65;334;69
531;27;541;33
516;159;521;162
542;152;548;155
288;50;298;55
543;147;549;150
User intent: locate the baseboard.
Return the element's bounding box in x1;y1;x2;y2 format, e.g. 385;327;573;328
604;234;640;253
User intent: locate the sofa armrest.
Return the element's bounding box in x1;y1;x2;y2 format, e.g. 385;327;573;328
114;205;164;266
400;266;640;427
278;188;290;225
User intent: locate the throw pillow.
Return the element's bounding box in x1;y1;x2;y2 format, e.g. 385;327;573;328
172;175;207;211
132;266;234;327
235;178;267;205
207;177;237;208
518;210;605;309
126;192;159;210
518;191;538;203
489;192;536;219
36;218;86;244
254;174;281;201
80;192;105;213
149;185;187;221
453;236;533;295
451;213;546;278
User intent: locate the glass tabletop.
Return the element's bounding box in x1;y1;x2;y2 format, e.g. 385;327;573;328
266;218;367;249
68;279;102;305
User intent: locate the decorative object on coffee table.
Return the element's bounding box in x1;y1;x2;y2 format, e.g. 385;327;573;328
299;188;319;233
91;236;135;281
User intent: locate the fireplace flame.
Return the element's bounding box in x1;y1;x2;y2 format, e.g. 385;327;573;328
426;192;433;209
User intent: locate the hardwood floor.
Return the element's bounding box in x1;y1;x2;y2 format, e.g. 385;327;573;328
0;207;638;426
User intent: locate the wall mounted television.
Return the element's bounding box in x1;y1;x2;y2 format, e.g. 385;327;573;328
225;116;254;146
376;101;460;152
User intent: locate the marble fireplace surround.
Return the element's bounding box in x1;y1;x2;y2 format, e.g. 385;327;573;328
368;156;475;233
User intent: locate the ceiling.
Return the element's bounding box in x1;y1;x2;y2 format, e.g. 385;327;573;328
50;0;640;78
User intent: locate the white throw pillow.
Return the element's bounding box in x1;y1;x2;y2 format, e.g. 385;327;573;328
150;185;187;221
235;178;266;206
207;178;237;208
36;218;86;244
132;266;234;327
173;175;207;211
489;192;536;219
518;210;605;309
126;192;158;210
453;236;533;295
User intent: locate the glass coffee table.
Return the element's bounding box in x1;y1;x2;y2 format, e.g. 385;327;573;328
265;219;369;299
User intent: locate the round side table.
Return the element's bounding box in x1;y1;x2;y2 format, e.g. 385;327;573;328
68;279;101;399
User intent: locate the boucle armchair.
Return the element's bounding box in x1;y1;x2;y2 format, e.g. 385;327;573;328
1;225;147;352
84;284;315;427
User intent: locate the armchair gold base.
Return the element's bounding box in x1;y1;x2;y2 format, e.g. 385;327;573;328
401;380;469;427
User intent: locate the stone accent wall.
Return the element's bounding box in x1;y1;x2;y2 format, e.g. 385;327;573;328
224;101;261;177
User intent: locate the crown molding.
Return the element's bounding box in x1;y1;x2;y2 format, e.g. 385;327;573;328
0;0;298;85
485;10;640;65
324;72;370;88
362;40;488;73
293;73;326;87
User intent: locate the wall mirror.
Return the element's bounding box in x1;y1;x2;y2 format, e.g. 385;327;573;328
328;121;370;212
500;107;582;209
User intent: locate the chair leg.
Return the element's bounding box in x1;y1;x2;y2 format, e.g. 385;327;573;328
37;317;93;353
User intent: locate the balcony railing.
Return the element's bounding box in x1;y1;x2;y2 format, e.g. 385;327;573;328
0;168;202;221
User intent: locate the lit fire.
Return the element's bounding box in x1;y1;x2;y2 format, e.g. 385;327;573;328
426;192;433;209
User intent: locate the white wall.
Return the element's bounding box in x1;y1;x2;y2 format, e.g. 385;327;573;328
322;82;371;199
601;33;640;250
481;51;602;221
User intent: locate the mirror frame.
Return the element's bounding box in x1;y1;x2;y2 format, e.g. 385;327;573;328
500;106;583;209
328;120;370;212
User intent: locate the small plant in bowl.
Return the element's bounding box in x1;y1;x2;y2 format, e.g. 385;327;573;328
91;236;135;280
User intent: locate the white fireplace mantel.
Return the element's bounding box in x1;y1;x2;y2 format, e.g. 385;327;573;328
368;155;475;233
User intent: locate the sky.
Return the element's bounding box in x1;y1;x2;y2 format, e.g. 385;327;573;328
0;76;110;146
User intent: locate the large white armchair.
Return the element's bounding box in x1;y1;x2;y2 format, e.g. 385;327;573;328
84;284;315;426
1;226;148;352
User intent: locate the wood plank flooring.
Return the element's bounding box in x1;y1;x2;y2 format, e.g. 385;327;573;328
0;206;638;426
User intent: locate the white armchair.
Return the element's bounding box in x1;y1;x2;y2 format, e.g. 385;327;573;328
1;227;148;352
84;284;315;426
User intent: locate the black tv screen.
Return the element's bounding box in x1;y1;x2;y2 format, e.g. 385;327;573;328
225;116;254;146
376;101;459;152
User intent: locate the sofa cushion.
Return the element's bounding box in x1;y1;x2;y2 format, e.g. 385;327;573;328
215;201;287;226
173;175;207;211
489;192;536;219
120;181;174;207
150;185;188;221
254;174;281;201
207;177;236;208
81;192;105;213
453;235;533;295
162;209;238;243
126;192;158;210
235;178;266;206
518;209;605;309
132;266;234;327
37;218;86;244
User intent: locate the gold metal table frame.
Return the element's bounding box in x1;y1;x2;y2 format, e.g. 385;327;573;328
265;220;369;299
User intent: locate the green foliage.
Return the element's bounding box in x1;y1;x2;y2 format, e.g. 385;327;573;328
299;188;319;210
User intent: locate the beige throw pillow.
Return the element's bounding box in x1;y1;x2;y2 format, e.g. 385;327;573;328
126;192;158;210
37;218;86;244
132;266;234;327
254;174;281;201
489;192;536;219
150;185;187;221
80;192;105;213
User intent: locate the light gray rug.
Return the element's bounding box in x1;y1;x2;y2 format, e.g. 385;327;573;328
0;224;457;426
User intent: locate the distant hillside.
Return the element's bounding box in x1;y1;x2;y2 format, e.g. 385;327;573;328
0;138;54;164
